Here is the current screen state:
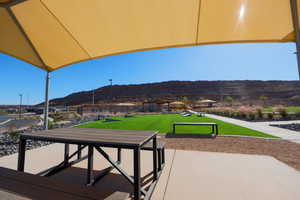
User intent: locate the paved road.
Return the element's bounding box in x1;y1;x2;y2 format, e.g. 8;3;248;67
206;114;300;144
0;114;39;133
0;115;18;124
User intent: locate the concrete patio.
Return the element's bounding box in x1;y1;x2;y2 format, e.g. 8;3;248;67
0;143;299;200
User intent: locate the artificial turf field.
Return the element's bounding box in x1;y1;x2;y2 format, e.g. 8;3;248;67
77;114;276;138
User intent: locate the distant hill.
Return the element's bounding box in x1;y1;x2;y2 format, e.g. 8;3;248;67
45;80;300;106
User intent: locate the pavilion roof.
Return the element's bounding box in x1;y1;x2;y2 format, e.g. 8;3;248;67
0;0;296;72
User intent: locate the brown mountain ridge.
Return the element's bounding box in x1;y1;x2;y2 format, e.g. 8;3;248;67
47;80;300;106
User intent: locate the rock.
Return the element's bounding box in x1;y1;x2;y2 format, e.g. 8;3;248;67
0;117;96;158
270;123;300;132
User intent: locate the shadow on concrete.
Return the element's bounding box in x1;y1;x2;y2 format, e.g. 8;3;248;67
50;167;132;199
0;166;131;200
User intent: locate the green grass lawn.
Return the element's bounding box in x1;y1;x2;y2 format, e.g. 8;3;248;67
263;106;300;113
77;114;277;138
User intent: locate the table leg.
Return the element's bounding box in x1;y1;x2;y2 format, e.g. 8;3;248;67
216;125;219;136
173;124;175;134
117;148;122;163
17;138;26;172
77;145;82;159
153;136;158;180
212;125;215;134
158;149;162;172
64;144;70;165
87;145;94;185
162;147;165;165
133;147;141;200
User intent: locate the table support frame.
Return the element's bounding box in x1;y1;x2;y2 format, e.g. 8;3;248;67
17;133;161;200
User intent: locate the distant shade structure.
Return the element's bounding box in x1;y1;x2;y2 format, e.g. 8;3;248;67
0;0;297;72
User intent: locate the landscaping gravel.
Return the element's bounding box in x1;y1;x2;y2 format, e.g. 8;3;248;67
161;135;300;171
0;132;52;157
270;123;300;132
0;115;99;158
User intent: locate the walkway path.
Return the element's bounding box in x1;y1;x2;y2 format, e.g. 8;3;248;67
206;114;300;144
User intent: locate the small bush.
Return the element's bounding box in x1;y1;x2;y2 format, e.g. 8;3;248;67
6;123;19;142
48;120;55;129
9;131;19;142
6;123;17;133
257;108;263;119
52;113;64;122
248;112;256;120
278;108;288;119
240;112;247;119
267;112;274;120
295;111;300;118
235;111;241;118
223;110;230;117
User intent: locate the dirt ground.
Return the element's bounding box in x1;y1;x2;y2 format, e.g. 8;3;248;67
161;135;300;171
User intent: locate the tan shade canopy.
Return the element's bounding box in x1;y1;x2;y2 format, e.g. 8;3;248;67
0;0;298;72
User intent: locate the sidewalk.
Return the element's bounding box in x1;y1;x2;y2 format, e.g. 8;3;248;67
206;114;300;144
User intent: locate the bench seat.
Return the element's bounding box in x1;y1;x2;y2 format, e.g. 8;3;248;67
141;140;166;171
173;122;216;125
0;167;129;200
173;122;218;136
142;140;166;150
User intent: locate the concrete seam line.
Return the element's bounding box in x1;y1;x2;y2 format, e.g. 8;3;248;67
163;149;176;200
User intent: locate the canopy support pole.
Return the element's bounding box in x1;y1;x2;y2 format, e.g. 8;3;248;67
291;0;300;79
44;72;50;130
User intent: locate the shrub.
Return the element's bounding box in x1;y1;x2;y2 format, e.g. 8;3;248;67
9;131;19;142
6;123;17;133
225;96;234;106
235;111;241;118
296;111;300;118
223;110;230;116
6;123;19;142
240;111;247;119
267;112;274;120
279;109;288;119
256;108;263;119
52;113;64;122
248;112;256;120
48;120;55;129
259;95;268;106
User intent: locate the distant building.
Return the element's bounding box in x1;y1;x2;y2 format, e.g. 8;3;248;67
192;99;216;108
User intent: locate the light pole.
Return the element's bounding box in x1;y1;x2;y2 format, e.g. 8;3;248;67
108;79;113;113
109;79;113;100
92;90;95;105
44;72;50;130
19;94;22;119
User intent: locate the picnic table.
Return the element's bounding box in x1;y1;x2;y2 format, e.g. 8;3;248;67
173;122;218;136
17;128;162;200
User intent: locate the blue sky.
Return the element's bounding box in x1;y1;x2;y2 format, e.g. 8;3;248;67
0;42;298;105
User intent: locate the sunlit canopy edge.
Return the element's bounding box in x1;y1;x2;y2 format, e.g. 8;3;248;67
0;0;297;72
0;38;295;72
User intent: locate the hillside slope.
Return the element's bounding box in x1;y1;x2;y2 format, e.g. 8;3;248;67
47;80;300;106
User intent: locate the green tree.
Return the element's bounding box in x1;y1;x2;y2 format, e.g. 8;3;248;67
259;95;268;106
181;96;190;105
225;96;234;106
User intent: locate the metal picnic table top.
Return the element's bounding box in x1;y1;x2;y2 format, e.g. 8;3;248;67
20;127;156;148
